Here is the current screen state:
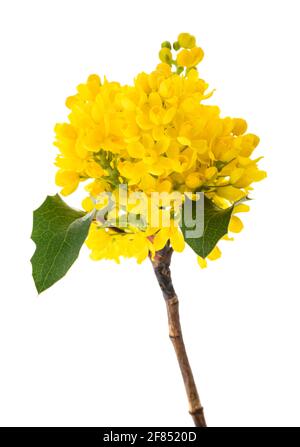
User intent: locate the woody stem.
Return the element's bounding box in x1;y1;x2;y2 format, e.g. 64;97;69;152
149;243;207;427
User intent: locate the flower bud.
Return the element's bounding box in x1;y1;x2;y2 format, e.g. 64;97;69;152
232;118;248;136
159;48;172;64
178;33;196;49
161;41;172;50
173;41;181;51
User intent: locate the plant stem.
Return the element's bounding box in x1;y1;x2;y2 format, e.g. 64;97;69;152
149;243;207;427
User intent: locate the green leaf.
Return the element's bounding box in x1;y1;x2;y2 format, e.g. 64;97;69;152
31;194;94;294
181;194;234;258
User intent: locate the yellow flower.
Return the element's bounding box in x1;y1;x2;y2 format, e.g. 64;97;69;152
153;222;185;253
55;170;80;196
178;33;196;49
86;223;154;264
205;167;218;180
82;196;94;212
127;141;145;159
84;160;105;178
217;186;246;202
197;245;222;269
176;47;204;68
232;118;248;136
229;215;244;233
53;32;266;266
185;172;203;189
159;48;172;64
207;246;222;260
197;257;207;269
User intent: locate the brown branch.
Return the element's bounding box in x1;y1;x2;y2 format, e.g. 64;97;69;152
149;243;207;427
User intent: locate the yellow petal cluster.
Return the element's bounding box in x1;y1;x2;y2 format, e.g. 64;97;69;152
54;33;266;265
86;224;154;264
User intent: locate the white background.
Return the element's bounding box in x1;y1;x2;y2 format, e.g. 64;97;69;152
0;0;299;427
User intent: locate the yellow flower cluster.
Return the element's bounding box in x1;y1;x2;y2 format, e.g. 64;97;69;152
54;33;266;265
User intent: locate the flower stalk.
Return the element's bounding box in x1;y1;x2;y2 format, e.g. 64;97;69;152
149;243;207;427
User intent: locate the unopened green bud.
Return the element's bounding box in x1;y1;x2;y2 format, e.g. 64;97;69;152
161;41;172;50
173;41;181;51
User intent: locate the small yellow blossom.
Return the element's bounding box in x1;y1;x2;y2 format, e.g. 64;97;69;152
153;222;185;253
197;257;207;269
185;173;203;189
178;33;196;49
55;170;80;196
208;246;222;261
159;48;172;64
176;47;204;68
229;215;244;233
